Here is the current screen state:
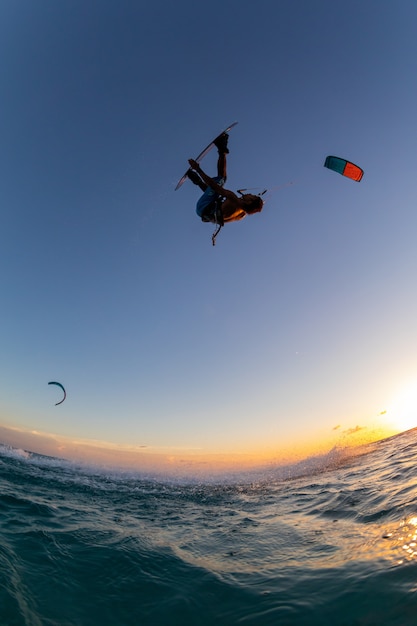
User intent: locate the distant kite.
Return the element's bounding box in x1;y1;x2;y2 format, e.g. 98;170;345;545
48;381;66;405
324;156;364;182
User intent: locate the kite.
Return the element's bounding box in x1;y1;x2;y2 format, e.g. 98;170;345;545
48;381;66;405
324;156;364;182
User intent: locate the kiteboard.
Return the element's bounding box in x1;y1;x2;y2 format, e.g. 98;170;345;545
175;122;238;190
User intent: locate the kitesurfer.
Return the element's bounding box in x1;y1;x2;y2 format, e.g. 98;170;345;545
186;133;263;227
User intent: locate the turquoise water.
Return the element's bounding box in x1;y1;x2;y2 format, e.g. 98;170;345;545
1;430;417;625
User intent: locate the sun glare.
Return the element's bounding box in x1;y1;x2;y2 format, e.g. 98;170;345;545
387;382;417;433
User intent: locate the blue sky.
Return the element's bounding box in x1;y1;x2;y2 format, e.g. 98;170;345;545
1;0;417;469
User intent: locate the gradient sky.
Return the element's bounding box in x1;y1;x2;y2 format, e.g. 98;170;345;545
1;0;417;470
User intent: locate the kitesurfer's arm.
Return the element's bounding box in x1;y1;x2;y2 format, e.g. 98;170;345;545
188;159;238;201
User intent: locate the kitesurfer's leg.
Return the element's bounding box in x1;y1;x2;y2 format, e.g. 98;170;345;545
186;168;207;191
214;132;228;180
193;132;228;222
217;152;227;180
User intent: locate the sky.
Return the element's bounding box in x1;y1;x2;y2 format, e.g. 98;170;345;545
1;0;417;473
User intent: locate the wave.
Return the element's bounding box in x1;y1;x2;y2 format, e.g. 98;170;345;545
2;429;417;625
0;434;381;489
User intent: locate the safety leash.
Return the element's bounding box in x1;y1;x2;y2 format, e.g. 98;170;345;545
211;223;222;246
211;198;224;246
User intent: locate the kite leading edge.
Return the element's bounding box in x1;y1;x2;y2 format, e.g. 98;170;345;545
48;381;66;406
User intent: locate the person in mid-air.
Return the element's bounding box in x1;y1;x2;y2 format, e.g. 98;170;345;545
186;132;263;227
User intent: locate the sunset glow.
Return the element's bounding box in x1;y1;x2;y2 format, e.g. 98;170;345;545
385;381;417;433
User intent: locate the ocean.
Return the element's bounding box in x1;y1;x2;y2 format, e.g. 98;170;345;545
1;430;417;625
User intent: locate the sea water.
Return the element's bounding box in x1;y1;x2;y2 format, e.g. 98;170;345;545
1;430;417;625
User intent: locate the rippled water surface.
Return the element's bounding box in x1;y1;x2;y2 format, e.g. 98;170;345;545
1;431;417;625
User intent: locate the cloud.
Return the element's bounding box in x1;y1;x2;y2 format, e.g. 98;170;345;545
342;425;366;436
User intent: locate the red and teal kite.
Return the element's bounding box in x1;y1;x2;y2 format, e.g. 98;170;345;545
324;156;364;182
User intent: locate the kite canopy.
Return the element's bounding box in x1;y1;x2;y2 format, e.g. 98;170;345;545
324;156;364;182
48;381;66;405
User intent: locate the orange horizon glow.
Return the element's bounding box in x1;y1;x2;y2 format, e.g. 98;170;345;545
0;420;399;476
